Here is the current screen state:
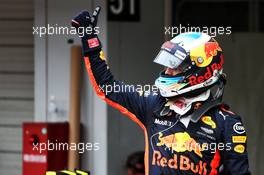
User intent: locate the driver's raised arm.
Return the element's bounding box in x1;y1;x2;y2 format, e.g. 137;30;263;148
71;7;159;127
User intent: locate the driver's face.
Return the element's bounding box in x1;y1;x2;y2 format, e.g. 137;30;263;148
165;67;182;76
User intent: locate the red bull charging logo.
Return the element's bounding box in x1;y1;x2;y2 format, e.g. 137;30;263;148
204;42;222;59
157;132;203;157
190;41;222;68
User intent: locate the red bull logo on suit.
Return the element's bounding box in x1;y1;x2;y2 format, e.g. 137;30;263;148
156;132;203;157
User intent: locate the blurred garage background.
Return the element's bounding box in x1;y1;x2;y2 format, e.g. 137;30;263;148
0;0;263;174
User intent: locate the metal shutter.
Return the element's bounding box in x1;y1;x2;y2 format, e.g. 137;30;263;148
0;0;34;174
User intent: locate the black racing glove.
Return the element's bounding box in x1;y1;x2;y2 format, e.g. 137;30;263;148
71;6;101;54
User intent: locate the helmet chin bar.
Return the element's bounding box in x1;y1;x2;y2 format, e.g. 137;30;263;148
168;90;211;116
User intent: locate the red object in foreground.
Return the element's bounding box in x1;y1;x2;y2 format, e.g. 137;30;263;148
22;122;69;175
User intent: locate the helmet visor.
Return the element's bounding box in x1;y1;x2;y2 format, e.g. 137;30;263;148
154;41;187;69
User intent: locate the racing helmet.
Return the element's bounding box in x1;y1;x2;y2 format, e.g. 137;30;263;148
154;32;224;97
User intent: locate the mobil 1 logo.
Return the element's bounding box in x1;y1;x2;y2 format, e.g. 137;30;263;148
108;0;140;21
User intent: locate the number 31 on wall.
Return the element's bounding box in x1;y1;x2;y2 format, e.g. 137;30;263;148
107;0;140;21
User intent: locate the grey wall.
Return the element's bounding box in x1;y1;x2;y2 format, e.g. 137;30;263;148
107;0;165;174
0;0;34;174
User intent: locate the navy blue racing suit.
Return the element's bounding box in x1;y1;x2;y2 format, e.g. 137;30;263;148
82;38;251;175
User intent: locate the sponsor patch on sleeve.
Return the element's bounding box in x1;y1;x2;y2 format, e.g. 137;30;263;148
233;122;245;134
87;38;100;48
232;136;247;143
99;51;106;60
234;144;245;153
201;116;216;129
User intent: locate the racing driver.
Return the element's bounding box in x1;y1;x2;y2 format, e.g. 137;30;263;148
72;7;251;175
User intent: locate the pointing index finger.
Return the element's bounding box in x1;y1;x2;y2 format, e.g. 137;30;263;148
91;6;101;24
92;6;101;17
